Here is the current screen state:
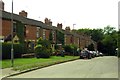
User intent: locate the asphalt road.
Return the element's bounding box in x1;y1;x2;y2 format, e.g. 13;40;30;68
9;56;118;78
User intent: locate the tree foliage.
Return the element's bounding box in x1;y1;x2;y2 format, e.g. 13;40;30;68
87;43;95;51
101;26;117;55
77;28;104;42
103;25;116;35
77;25;118;56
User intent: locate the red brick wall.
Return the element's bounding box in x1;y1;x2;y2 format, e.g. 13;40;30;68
74;37;79;47
25;25;37;41
45;29;50;40
65;35;73;45
79;36;86;50
2;19;11;37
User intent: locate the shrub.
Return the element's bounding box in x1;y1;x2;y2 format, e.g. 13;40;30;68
63;45;71;53
37;37;51;49
34;45;51;58
63;44;78;56
2;43;24;59
35;38;52;58
34;44;42;57
55;44;59;50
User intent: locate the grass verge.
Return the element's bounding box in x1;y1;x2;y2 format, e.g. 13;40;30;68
2;56;79;71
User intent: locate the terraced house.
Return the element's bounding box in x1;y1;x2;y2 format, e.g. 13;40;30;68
1;1;96;53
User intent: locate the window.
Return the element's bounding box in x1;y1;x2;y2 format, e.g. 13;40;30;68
43;29;46;40
52;31;55;41
24;26;26;37
36;27;40;38
13;22;16;32
64;35;66;45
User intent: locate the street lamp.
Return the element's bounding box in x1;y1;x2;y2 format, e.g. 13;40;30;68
11;0;14;67
73;24;76;56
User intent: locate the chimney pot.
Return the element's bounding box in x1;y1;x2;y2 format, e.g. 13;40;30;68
0;0;4;11
19;10;27;17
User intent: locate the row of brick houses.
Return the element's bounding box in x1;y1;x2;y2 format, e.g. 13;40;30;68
0;0;97;51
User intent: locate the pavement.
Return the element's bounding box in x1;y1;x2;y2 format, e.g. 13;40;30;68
1;68;20;79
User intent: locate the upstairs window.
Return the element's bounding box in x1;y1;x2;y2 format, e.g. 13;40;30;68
43;29;46;40
24;26;26;37
13;22;16;32
36;27;40;38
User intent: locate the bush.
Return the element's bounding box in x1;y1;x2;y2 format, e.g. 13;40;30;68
63;45;72;53
2;43;24;59
55;44;59;50
34;45;51;58
37;38;51;49
34;44;42;57
63;44;78;56
35;38;52;58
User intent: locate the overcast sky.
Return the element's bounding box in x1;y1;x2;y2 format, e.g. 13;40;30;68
2;0;120;30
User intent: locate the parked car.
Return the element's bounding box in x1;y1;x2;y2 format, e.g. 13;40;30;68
99;52;103;57
93;51;99;57
80;50;92;59
89;51;95;58
91;51;97;58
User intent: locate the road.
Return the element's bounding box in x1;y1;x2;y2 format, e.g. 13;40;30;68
9;56;118;78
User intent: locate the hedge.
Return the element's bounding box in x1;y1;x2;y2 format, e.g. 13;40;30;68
2;43;25;59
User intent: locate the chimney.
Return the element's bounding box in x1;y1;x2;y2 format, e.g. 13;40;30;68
19;10;27;17
49;21;52;26
0;0;4;11
65;26;71;32
57;23;62;29
44;18;49;25
49;19;52;26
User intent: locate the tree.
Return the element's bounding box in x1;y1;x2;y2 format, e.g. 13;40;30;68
103;25;116;35
77;28;104;42
87;43;95;51
77;26;117;56
101;26;117;56
97;41;106;53
102;35;117;55
90;29;104;42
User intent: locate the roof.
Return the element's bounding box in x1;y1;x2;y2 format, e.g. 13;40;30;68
1;10;89;39
1;10;52;29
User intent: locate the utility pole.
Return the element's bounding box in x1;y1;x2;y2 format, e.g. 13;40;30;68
73;24;76;56
11;0;14;67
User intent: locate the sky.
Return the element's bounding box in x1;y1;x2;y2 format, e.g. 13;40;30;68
2;0;120;30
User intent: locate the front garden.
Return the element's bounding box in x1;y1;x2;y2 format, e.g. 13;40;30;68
2;56;79;71
1;37;81;71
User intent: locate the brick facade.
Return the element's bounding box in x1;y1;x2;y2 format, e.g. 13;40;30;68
45;29;50;40
25;25;37;41
2;20;11;38
1;8;96;50
64;34;73;45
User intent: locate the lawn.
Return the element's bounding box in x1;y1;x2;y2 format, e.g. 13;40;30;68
2;56;79;71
